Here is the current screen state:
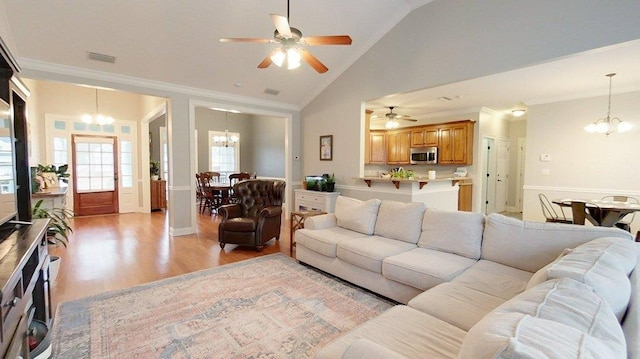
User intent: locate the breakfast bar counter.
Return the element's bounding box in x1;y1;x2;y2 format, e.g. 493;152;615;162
359;176;471;189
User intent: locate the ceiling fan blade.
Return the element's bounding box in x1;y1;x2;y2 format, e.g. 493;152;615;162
399;118;418;122
303;35;353;45
219;38;272;43
270;14;292;38
257;50;277;69
300;49;328;73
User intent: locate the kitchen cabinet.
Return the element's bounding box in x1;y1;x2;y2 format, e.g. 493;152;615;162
457;181;473;211
410;126;438;147
150;180;166;210
386;130;411;164
368;131;386;164
438;121;474;165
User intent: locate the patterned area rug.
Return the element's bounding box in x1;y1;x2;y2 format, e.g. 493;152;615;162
52;254;394;358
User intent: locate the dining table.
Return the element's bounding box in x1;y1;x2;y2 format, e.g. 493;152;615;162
205;183;233;206
552;198;640;227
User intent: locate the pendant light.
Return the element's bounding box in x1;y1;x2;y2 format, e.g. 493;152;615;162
82;89;114;125
584;73;631;135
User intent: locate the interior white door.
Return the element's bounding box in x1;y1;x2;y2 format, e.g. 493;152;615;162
495;139;509;213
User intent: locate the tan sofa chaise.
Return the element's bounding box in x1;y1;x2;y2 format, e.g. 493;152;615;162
294;196;639;358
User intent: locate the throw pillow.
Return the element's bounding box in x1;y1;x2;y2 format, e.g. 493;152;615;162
334;196;381;235
374;200;426;244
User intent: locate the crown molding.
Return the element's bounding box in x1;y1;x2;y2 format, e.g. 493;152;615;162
18;58;300;112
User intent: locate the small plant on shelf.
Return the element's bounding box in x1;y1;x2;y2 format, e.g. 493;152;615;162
150;160;161;179
37;164;70;183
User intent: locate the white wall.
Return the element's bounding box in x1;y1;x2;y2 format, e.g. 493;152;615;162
523;90;640;233
301;0;640;210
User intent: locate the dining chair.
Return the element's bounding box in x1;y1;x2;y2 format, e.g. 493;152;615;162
538;193;572;224
601;195;638;232
196;172;218;214
228;172;253;202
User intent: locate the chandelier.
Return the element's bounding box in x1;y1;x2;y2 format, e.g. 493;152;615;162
82;89;114;126
213;112;239;147
584;73;631;135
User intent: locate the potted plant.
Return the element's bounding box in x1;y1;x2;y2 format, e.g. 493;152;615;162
32;199;73;282
150;160;160;180
37;164;70;183
326;173;336;192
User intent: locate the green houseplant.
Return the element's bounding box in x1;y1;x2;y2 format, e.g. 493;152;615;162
150;160;161;180
326;173;336;192
32;199;74;247
37;164;70;183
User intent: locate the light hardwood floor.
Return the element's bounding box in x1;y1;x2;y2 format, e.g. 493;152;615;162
49;209;294;311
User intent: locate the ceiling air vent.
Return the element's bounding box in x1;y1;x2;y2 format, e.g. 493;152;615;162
264;88;280;96
87;51;116;64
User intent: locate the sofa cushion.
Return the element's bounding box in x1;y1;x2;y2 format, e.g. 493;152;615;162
408;282;505;331
458;312;626;359
382;248;476;291
341;339;407;359
482;213;632;272
546;237;638;321
451;260;532;300
337;236;416;273
334;196;381;235
497;278;625;345
316;305;465;359
418;209;485;259
295;227;369;258
374;200;426;244
526;248;573;290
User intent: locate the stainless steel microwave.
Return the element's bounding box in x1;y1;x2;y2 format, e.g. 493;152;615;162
410;147;438;164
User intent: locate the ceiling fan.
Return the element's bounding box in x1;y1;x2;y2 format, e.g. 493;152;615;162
371;106;417;128
219;0;352;73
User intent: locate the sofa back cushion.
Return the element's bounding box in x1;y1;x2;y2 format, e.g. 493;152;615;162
334;196;381;235
374;200;426;243
459;312;625;359
482;213;633;272
418;210;484;259
459;276;627;359
545;237;639;321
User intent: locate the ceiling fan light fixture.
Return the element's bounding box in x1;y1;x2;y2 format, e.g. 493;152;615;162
271;49;286;67
286;48;301;69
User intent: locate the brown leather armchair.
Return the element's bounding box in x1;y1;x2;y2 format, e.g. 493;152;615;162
218;179;286;251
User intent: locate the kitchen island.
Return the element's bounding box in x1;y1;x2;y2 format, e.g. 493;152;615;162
331;176;472;212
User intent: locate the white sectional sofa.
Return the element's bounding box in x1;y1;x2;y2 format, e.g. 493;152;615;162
294;196;640;358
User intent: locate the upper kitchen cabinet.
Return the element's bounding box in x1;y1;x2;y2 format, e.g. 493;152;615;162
438;120;474;165
367;130;386;164
410;126;438;147
386;130;411;164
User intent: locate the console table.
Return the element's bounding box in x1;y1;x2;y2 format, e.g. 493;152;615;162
0;219;52;358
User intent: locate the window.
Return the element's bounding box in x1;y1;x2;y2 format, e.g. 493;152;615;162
209;131;239;183
52;137;68;168
120;140;133;188
74;137;115;192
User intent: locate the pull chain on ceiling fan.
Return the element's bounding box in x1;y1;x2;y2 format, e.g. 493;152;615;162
219;0;352;73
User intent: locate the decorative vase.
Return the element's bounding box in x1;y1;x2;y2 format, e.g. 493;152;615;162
151;175;159;181
326;183;335;192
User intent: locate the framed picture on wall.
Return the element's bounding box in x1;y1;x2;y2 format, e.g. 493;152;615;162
320;135;333;161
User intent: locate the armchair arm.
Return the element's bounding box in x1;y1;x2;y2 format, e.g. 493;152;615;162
219;204;242;221
305;214;337;230
259;206;282;219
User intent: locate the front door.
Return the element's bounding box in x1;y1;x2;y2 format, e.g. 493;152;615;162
72;135;119;216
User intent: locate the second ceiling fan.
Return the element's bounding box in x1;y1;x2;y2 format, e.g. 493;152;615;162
372;106;417;128
219;0;352;73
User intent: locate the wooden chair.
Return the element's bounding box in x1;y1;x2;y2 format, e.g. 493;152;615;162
196;173;218;214
228;172;253;202
538;193;572;224
218;179;286;251
601;195;638;232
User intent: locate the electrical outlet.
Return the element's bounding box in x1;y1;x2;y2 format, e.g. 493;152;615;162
541;168;550;175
